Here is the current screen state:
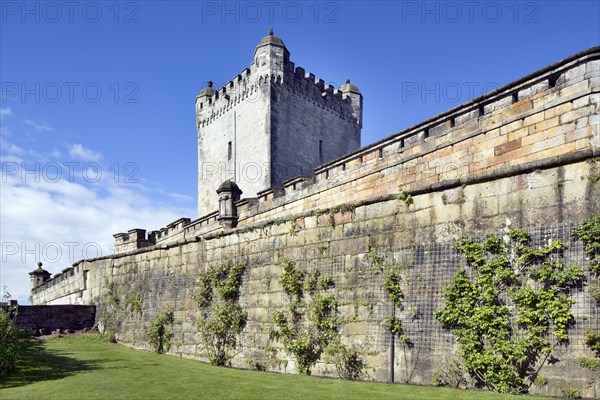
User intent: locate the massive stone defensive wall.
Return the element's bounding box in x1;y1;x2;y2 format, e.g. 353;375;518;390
31;47;600;398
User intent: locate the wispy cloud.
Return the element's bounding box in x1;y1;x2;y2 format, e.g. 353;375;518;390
68;143;102;162
169;192;194;201
24;118;55;133
0;108;12;118
0;137;24;155
1;123;196;304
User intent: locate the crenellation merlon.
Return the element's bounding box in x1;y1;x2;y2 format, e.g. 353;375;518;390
113;228;156;254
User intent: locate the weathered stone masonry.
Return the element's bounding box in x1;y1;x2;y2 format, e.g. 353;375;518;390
11;304;95;332
30;45;600;398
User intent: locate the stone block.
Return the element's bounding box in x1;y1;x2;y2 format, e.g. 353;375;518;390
559;80;589;98
531;130;566;153
532;91;558;108
508;127;529;142
535;115;560;131
495;138;522;156
566;126;594;142
560;105;595;124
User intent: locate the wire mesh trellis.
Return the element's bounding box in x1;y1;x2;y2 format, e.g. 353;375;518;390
107;220;598;360
313;221;599;354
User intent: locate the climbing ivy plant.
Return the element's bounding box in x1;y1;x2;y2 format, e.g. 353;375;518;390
147;309;174;354
368;247;411;345
98;282;125;342
572;214;600;373
368;247;418;382
270;258;340;375
435;230;585;394
573;214;600;273
196;263;247;366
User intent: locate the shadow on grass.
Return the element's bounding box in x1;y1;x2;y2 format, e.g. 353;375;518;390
0;339;102;389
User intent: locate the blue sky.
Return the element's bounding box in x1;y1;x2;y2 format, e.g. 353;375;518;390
1;0;599;302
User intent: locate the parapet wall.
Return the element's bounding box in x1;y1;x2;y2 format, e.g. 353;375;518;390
30;47;600;398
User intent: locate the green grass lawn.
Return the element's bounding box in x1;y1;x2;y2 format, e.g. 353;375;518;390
0;334;552;400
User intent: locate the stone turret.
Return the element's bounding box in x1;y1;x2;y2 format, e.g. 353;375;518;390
340;79;363;129
253;28;291;80
29;262;51;290
217;180;243;229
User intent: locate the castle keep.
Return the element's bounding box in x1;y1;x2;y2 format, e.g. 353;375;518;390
29;36;600;398
195;30;362;217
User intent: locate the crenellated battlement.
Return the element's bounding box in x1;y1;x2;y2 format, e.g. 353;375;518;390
283;67;358;124
240;46;598;221
196;65;359;130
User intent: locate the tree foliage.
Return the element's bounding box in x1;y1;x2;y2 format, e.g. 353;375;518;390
0;305;22;376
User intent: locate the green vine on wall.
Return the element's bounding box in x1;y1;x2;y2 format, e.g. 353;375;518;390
573;214;600;273
435;230;585;394
126;293;143;315
147;310;174;354
368;247;412;345
270;258;344;375
196;263;247;366
573;215;600;374
368;247;419;383
98;282;125;342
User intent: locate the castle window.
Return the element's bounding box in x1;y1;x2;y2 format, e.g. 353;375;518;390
228;141;232;161
319;140;323;163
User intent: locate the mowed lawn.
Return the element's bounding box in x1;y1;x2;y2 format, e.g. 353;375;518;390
0;334;552;400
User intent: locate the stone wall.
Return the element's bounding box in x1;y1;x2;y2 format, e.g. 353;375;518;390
11;305;95;332
30;47;600;398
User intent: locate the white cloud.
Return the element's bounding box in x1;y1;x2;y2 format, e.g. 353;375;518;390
0;139;194;304
68;143;102;162
51;149;61;158
24;118;55;133
0;137;25;155
0;108;12;118
1;169;193;304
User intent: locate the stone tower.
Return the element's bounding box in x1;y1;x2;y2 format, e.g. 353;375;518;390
195;30;363;217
